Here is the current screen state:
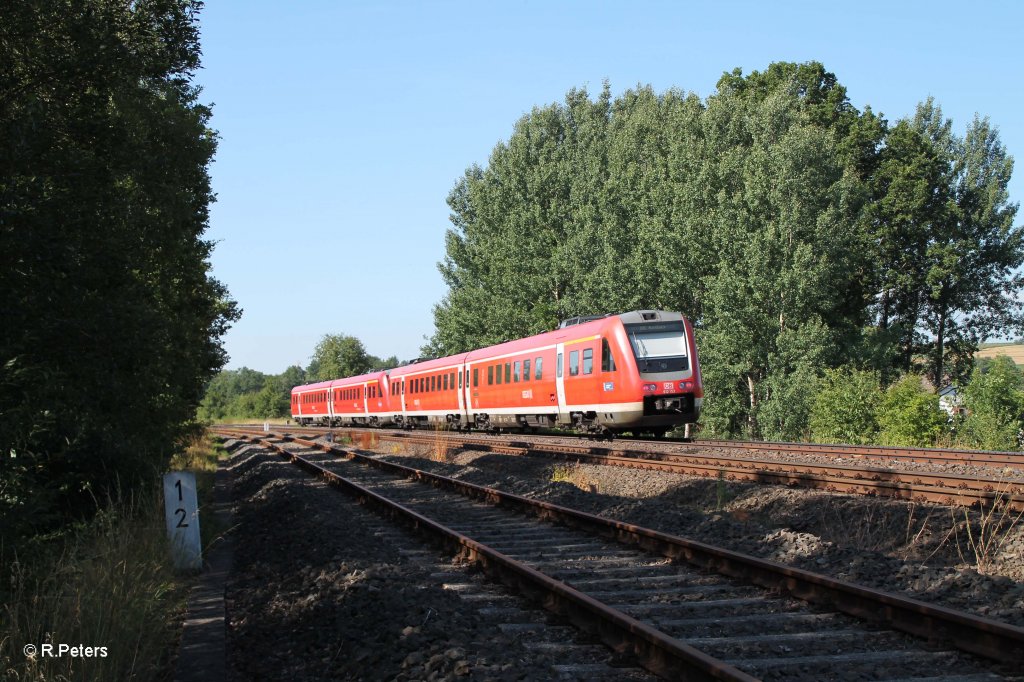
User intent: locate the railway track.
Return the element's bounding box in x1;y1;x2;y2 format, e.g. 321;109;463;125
214;427;1024;681
225;425;1024;511
687;439;1024;470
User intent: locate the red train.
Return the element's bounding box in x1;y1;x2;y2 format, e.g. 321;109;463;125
291;310;702;436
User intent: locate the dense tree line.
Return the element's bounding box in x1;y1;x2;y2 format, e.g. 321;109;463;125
199;334;400;421
427;62;1023;443
0;1;238;548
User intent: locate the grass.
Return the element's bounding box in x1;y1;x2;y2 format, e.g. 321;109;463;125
948;487;1024;574
551;462;598;492
430;426;451;462
1;432;226;681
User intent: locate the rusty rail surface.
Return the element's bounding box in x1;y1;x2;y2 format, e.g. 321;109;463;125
225;425;1024;512
215;427;1024;670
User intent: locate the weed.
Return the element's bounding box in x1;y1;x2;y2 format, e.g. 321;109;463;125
1;492;187;681
551;463;598;493
355;432;379;450
949;485;1024;574
431;426;451;462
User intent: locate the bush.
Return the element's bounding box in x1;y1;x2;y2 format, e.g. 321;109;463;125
877;374;945;447
957;356;1024;451
809;367;881;444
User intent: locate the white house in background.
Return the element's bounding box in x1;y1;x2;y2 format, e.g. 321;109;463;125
938;385;963;417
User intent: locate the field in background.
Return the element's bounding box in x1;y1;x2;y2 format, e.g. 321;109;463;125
978;343;1024;366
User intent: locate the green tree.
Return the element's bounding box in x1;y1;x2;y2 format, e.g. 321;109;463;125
809;368;881;444
869;100;1024;387
877;375;946;447
1;0;239;547
697;64;874;438
958;356;1024;450
308;334;372;381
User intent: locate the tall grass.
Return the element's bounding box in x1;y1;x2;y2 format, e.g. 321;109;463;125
1;432;223;681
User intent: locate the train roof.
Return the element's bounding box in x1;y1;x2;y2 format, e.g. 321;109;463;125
328;370;387;388
460;310;683;363
388;353;470;377
292;379;334;393
292;370;387;394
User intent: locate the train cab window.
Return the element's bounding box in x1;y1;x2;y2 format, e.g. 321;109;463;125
473;368;479;387
523;359;530;381
535;357;543;379
495;365;502;385
504;363;511;383
569;350;579;376
601;339;616;371
583;348;593;375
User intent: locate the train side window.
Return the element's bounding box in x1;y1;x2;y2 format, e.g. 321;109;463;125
513;361;520;382
487;366;493;385
443;373;448;391
449;371;455;389
474;368;479;387
536;357;542;379
523;359;530;381
496;364;503;385
557;353;563;378
458;371;462;389
504;363;511;383
583;348;593;375
569;350;579;376
601;338;616;371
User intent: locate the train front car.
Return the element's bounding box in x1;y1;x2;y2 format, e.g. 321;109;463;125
607;310;702;436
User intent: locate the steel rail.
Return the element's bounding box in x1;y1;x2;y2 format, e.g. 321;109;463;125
216;427;1024;667
227;425;1024;511
680;438;1024;468
225;431;753;681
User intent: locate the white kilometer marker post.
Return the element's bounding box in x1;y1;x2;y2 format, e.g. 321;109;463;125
163;472;202;571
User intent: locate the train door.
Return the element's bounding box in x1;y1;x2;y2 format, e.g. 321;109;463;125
458;364;466;411
555;343;568;423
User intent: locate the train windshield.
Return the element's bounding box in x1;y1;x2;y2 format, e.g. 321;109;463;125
625;322;689;373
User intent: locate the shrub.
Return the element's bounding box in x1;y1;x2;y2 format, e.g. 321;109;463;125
877;374;945;447
808;367;881;444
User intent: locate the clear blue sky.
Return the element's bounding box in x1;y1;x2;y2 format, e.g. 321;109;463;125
196;0;1024;374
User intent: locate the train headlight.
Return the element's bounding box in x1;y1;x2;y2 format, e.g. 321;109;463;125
643;383;658;393
679;380;693;391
